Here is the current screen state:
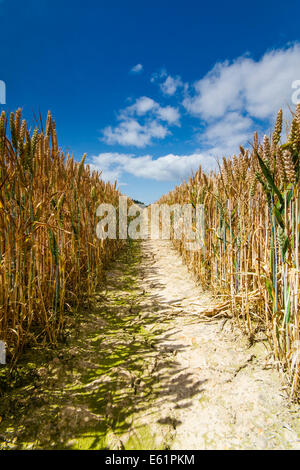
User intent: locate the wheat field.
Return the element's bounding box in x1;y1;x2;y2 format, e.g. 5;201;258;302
0;110;125;363
158;106;300;396
0;106;299;397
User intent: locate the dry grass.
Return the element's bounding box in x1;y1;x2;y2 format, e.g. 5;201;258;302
0;109;125;362
158;106;300;397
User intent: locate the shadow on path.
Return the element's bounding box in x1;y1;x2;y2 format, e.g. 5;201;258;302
0;241;207;450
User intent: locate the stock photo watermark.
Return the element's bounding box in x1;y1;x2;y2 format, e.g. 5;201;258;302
0;340;6;365
96;196;205;251
291;80;300;104
0;80;6;105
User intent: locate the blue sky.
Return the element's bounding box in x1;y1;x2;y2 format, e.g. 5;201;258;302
1;0;300;203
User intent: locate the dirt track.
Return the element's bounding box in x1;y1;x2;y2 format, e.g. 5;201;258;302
137;240;300;449
0;239;299;449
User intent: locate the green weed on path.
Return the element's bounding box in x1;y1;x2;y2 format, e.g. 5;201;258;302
0;241;174;450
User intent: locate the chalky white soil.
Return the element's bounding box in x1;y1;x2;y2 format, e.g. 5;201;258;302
132;239;300;450
1;239;299;450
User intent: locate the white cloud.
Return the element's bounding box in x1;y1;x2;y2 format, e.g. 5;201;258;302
89;153;132;182
150;68;167;83
130;63;143;73
102;119;169;147
198;112;255;157
183;44;300;120
121;96;180;124
102;96;180;147
124;96;157;116
151;70;184;96
101;45;300;176
89;152;215;182
180;44;300;157
160;75;183;95
156;105;180;125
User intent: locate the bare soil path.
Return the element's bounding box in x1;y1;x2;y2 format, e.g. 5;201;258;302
0;239;299;450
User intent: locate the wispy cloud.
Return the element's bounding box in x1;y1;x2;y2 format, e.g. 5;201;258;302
155;105;180;125
100;45;300;185
160;75;183;96
102;119;169;147
151;69;184;96
102;96;180;147
183;44;300;120
198;112;255;157
120;96;180;125
121;96;157;116
130;63;143;73
150;68;167;83
90;152;215;182
180;44;300;157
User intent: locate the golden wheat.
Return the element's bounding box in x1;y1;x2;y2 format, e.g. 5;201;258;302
0;110;125;362
158;106;300;397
